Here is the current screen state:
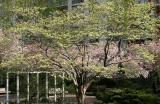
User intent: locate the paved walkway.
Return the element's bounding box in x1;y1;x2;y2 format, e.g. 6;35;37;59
50;94;97;103
0;94;97;103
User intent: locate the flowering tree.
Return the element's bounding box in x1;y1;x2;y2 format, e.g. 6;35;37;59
3;0;158;104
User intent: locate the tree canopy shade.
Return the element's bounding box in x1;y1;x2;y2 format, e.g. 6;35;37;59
1;0;158;104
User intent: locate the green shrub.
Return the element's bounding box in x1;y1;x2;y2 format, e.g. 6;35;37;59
96;88;160;104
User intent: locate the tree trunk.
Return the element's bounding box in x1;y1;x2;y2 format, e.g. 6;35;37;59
104;40;109;67
76;85;86;104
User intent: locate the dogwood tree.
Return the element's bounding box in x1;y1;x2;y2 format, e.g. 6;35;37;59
4;0;157;104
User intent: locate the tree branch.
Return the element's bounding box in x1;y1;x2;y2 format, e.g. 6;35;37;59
107;58;139;66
